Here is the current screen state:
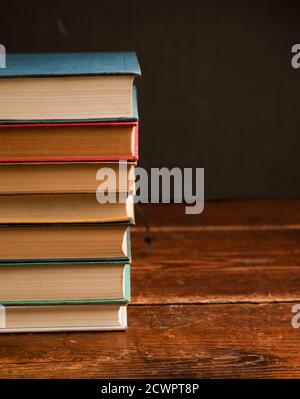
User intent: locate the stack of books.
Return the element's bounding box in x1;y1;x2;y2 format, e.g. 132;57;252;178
0;52;141;332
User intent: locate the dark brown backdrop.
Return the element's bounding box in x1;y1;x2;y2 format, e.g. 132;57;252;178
1;0;300;199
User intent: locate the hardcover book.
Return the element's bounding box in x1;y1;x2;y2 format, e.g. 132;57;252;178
0;52;141;122
0;193;134;224
0;263;130;305
0;304;128;332
0;162;135;194
0;224;131;264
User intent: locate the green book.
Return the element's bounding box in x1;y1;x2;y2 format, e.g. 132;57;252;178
0;262;130;306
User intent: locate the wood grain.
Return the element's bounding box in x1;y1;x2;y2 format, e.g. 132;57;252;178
131;230;300;304
135;200;300;227
1;201;300;378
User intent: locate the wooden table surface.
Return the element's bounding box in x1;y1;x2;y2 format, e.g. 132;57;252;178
1;200;300;378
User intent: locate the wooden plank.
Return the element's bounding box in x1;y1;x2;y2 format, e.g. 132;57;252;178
131;225;300;304
133;207;300;306
0;304;299;378
131;256;300;304
135;200;300;227
132;229;300;257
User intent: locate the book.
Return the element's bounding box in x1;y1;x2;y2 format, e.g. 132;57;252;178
0;224;131;263
0;304;128;332
0;52;141;122
0;87;139;163
0;193;134;224
0;263;130;305
0;122;138;163
0;162;135;194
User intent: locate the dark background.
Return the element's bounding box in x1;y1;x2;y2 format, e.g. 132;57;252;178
1;0;300;199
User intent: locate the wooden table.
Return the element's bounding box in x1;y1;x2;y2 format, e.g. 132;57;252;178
1;200;300;378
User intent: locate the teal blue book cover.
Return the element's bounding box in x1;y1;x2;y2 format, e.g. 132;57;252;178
0;52;141;78
0;52;141;123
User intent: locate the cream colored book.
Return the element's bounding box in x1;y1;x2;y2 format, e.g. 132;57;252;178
0;162;135;194
0;304;127;333
0;193;134;224
0;76;134;120
0;224;130;262
0;263;130;304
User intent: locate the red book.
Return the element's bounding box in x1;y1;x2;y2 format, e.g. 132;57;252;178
0;121;139;163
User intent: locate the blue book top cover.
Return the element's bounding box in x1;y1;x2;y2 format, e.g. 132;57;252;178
0;52;141;78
